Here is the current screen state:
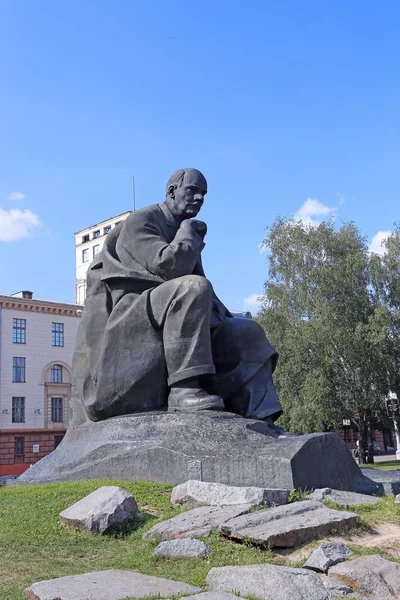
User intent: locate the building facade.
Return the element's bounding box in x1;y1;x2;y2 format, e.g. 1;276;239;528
0;291;82;476
74;211;131;304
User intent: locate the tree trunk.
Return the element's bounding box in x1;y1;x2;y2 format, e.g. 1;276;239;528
367;420;375;464
358;416;369;464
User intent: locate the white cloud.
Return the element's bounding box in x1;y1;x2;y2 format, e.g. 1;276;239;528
243;293;263;313
369;230;391;256
293;198;336;227
0;208;40;241
8;192;26;201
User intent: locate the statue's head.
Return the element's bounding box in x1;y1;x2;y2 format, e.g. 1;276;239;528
165;168;208;220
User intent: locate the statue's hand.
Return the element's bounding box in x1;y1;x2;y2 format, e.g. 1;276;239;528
182;219;207;240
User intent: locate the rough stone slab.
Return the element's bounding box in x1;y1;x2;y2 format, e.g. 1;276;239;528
329;554;400;597
206;563;335;600
17;412;381;495
360;467;400;496
183;593;242;600
304;542;352;573
308;488;381;506
318;574;353;597
152;538;211;557
219;500;358;548
24;569;201;600
171;480;289;508
144;504;251;540
59;486;138;535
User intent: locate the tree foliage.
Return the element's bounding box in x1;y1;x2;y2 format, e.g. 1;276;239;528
257;218;400;463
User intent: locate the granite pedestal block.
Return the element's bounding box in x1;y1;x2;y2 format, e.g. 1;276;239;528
18;411;380;494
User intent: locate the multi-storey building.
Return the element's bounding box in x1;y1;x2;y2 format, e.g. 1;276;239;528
0;291;82;476
74;211;131;304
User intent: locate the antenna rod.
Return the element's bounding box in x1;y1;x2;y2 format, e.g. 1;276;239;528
132;176;136;211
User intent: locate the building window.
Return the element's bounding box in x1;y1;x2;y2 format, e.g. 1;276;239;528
51;364;63;383
12;357;26;382
93;230;100;239
82;248;89;263
104;225;111;234
115;221;121;227
12;397;25;423
13;318;26;344
51;398;63;422
82;234;90;243
54;434;64;448
14;436;25;462
93;244;100;258
52;323;64;347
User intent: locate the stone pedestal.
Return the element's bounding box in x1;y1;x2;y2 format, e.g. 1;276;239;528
18;411;380;494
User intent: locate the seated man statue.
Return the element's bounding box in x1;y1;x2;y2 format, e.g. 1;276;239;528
72;168;282;431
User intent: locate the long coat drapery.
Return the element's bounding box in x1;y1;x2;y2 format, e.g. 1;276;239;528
72;203;278;425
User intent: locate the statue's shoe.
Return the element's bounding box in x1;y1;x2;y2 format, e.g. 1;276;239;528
168;387;224;412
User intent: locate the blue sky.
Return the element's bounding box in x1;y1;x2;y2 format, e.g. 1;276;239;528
0;1;399;311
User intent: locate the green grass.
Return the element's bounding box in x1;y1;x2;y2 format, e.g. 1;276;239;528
0;480;292;600
362;460;400;471
1;480;400;600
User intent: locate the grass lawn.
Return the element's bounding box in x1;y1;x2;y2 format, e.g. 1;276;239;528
362;460;400;471
1;480;400;600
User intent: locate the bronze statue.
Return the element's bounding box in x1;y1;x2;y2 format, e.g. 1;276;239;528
72;168;282;430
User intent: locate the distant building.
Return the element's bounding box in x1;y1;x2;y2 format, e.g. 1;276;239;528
0;291;82;476
74;211;131;304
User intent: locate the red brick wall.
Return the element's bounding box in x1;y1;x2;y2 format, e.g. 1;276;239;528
0;429;66;476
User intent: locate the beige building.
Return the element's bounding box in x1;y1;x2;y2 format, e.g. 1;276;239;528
0;291;82;476
74;211;131;304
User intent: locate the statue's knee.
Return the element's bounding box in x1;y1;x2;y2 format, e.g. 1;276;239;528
178;275;213;299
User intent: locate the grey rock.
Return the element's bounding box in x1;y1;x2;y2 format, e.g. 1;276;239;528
206;563;335;600
59;486;138;535
361;468;400;495
144;504;251;540
318;575;353;597
219;500;358;548
184;594;242;600
304;542;352;573
24;569;201;600
395;493;400;506
171;480;289;508
308;488;381;506
152;538;211;557
18;412;382;497
329;554;400;597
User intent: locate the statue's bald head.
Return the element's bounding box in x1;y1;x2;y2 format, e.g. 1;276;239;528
166;168;207;196
165;168;208;221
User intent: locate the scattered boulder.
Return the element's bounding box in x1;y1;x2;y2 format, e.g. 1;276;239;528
219;500;358;548
303;541;352;573
329;554;400;597
360;468;400;496
318;574;353;597
59;486;138;535
143;504;251;541
206;563;337;600
171;480;289;508
308;488;381;506
24;569;201;600
152;538;211;557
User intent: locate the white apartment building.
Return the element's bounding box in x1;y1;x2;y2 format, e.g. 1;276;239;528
74;211;131;304
0;291;82;476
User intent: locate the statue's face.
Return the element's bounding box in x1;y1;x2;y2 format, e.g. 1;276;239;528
169;170;208;219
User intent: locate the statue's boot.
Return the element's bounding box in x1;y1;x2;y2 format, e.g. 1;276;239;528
168;379;224;412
